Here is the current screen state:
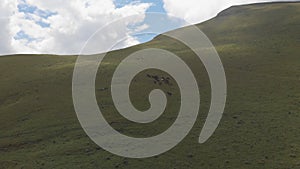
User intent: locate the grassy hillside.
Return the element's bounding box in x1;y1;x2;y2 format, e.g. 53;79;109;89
0;2;299;169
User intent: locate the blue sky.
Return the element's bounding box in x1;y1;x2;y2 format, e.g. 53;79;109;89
103;0;174;44
15;1;56;41
114;0;165;12
17;1;57;20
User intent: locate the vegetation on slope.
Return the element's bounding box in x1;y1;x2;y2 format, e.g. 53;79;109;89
0;2;299;169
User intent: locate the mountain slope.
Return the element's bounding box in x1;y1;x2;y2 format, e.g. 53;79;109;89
0;2;299;169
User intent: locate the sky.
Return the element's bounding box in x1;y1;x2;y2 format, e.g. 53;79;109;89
0;0;297;55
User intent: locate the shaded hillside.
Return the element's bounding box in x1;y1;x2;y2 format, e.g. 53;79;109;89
0;2;299;169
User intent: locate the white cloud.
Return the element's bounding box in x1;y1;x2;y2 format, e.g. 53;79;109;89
0;0;18;54
0;0;152;55
163;0;297;24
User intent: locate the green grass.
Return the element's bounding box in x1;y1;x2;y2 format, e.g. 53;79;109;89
0;2;299;169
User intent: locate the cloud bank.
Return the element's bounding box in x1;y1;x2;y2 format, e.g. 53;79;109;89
1;0;151;55
0;0;297;55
